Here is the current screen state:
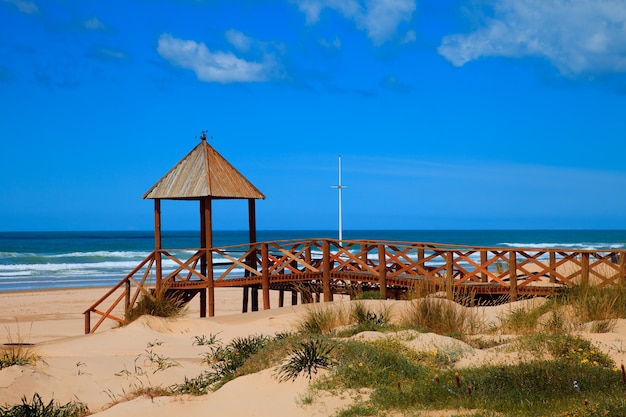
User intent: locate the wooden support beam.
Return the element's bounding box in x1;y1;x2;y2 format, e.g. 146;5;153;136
446;251;454;300
154;199;162;293
242;287;249;313
251;286;259;311
480;250;487;282
378;244;387;299
202;197;215;317
200;288;206;318
549;251;556;283
248;199;257;244
125;280;131;314
292;290;298;306
278;290;284;307
618;251;626;285
581;252;590;286
262;243;270;310
509;250;517;302
84;312;91;334
322;240;331;302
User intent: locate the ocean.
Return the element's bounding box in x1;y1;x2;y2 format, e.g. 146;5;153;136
0;230;625;292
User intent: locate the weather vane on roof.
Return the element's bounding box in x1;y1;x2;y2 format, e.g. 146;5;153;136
199;130;214;142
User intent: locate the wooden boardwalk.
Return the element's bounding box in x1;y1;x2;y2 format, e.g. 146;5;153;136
84;239;626;333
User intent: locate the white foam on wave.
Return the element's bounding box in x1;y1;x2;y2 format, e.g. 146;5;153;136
0;251;36;258
0;260;145;273
48;251;150;259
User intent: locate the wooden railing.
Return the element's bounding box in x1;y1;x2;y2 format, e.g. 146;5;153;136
84;239;626;333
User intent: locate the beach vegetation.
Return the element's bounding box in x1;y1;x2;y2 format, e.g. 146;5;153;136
103;384;172;409
334;301;394;337
497;300;555;334
275;338;336;382
511;333;614;368
1;327;40;369
0;394;88;417
353;290;383;300
123;286;187;325
401;296;485;337
171;334;272;394
297;304;348;334
123;281;626;416
317;336;624;417
560;282;626;325
192;333;220;346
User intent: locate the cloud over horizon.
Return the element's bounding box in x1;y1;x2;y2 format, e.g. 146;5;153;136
157;33;279;83
438;0;626;76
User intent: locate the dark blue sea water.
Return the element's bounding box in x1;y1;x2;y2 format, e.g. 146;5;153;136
1;230;625;292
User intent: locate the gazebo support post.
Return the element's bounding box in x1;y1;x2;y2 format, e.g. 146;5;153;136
201;197;214;317
154;199;162;293
242;287;249;313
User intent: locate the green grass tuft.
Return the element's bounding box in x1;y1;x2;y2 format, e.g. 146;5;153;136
0;394;88;417
275;338;335;382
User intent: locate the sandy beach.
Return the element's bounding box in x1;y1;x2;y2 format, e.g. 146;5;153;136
0;287;359;416
3;287;626;416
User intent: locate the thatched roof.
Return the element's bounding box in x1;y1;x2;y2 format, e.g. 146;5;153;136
143;138;265;200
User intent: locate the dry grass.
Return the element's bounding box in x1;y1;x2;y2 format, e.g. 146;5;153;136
1;325;40;369
297;304;349;334
123;285;187;325
401;296;486;337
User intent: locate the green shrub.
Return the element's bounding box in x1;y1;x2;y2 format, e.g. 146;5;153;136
275;338;335;382
0;394;88;417
514;333;614;368
172;334;271;394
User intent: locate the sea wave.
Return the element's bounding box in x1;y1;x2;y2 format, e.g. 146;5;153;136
498;242;624;250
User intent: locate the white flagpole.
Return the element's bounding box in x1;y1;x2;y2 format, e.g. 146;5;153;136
331;155;347;241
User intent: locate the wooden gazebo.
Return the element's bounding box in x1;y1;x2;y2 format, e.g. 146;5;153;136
142;132;265;317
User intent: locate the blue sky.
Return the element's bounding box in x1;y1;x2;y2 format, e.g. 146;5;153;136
1;0;626;232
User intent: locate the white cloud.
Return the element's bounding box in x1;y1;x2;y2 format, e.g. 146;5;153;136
438;0;626;76
319;36;341;49
225;29;253;52
402;29;416;43
157;34;278;83
84;17;105;30
3;0;38;14
294;0;416;45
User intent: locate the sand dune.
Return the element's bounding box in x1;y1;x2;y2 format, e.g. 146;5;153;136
2;288;626;416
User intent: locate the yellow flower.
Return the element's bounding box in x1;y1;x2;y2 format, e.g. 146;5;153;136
581;358;589;364
348;364;353;369
433;348;439;356
358;362;363;367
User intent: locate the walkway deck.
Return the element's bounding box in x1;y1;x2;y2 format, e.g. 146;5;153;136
84;239;626;333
